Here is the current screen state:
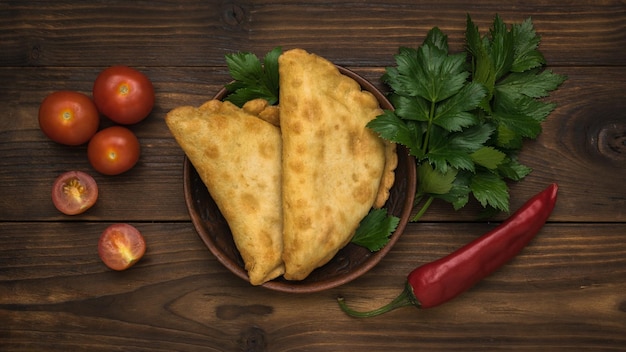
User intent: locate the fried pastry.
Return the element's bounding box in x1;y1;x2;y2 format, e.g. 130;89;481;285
165;99;285;285
278;48;395;280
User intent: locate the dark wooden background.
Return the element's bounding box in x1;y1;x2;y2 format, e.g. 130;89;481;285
1;1;625;351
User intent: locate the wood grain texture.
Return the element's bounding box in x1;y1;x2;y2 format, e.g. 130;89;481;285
1;0;625;67
1;0;625;351
1;222;624;351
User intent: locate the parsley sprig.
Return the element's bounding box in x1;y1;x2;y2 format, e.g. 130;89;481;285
368;15;566;221
351;209;400;252
223;46;282;107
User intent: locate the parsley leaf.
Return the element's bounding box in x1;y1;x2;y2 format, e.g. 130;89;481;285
497;69;566;99
417;163;458;196
433;81;486;132
498;155;532;181
366;110;423;154
351;208;400;252
368;14;566;219
471;146;506;170
224;47;282;107
511;17;545;72
470;171;510;211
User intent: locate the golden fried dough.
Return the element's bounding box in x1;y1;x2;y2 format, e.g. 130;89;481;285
278;48;395;280
243;98;280;127
374;141;398;209
165;99;285;285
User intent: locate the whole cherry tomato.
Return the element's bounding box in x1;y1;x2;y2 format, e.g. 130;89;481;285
98;223;146;271
92;66;155;125
38;91;100;145
87;126;140;175
51;171;99;215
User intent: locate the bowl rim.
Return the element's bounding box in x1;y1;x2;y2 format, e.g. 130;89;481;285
183;65;416;293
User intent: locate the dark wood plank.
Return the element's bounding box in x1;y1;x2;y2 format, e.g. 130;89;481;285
1;66;624;222
1;222;624;351
248;1;626;67
1;0;624;67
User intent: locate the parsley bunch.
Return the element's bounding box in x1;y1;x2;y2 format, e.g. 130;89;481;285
368;15;566;220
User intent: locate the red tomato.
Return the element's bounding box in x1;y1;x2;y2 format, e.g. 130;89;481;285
38;91;100;145
92;66;155;125
87;126;140;175
98;223;146;271
51;171;99;215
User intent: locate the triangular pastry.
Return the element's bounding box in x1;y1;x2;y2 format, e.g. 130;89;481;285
166;99;285;285
278;49;395;280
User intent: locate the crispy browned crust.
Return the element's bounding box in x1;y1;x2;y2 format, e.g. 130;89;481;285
165;99;285;285
278;49;396;280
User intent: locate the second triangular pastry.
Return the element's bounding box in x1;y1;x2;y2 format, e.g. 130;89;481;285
279;48;392;280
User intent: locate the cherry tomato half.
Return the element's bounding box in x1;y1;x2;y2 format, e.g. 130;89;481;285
98;223;146;271
87;126;140;175
51;171;98;215
92;66;155;125
38;91;100;145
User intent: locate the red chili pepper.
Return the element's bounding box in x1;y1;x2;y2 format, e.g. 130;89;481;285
338;183;558;317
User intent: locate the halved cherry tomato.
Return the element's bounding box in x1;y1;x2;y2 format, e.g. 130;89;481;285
98;223;146;271
87;126;140;175
92;66;155;125
38;91;100;145
51;171;98;215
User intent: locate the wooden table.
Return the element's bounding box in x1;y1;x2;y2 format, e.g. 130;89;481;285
2;1;625;351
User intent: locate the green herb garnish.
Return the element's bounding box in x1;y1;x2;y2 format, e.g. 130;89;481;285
368;15;567;221
223;46;282;107
351;208;400;252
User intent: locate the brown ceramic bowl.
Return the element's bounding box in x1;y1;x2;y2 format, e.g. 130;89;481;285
183;66;416;293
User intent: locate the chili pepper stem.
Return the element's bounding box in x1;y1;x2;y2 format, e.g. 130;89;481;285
337;282;418;318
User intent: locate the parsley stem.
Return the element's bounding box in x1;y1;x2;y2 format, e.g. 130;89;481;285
421;100;437;155
411;196;434;222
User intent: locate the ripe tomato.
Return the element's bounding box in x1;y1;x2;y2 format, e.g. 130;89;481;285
87;126;140;175
92;66;155;125
51;171;99;215
38;91;100;145
98;223;146;271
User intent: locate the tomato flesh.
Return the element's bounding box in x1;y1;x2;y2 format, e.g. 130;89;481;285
98;223;146;271
93;66;155;125
87;126;140;175
51;171;98;215
38;91;100;145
